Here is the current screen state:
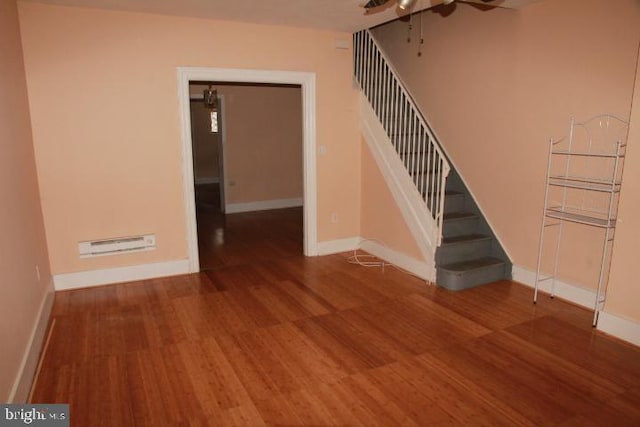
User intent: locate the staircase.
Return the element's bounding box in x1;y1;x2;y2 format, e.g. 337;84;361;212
354;29;511;290
437;170;511;290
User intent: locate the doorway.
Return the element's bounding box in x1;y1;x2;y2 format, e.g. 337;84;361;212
189;83;225;214
178;67;318;273
189;81;304;270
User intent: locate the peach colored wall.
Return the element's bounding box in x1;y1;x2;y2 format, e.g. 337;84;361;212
215;85;303;204
360;138;423;260
605;45;640;323
164;82;305;206
0;0;52;401
190;100;220;181
373;0;640;290
18;3;360;275
190;83;303;203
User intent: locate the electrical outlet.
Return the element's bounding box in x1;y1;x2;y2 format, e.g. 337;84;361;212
331;212;338;223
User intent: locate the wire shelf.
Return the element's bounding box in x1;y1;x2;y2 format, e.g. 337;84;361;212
535;114;628;327
545;207;615;228
548;176;621;192
551;150;624;158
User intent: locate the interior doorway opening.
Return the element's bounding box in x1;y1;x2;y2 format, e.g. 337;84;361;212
189;82;225;215
187;81;305;270
178;67;318;273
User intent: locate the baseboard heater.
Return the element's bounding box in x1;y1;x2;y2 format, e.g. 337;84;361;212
78;234;156;258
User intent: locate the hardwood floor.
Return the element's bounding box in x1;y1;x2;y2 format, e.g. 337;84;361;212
195;183;303;270
31;208;640;426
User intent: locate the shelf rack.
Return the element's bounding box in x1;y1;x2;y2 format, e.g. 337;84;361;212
534;114;629;326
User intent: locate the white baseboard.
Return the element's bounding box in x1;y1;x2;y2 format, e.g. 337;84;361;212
512;265;596;309
360;239;432;281
195;177;220;185
53;259;190;291
315;237;432;281
597;311;640;347
226;197;303;214
317;237;360;256
9;281;55;403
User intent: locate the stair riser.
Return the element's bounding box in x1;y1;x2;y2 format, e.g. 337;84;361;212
424;194;465;214
443;217;479;238
443;195;465;214
436;240;492;265
436;263;507;291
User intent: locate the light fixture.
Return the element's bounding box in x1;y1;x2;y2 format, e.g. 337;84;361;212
442;0;456;4
203;85;217;109
398;0;417;10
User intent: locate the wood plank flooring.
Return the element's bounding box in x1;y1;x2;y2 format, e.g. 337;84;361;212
31;208;640;426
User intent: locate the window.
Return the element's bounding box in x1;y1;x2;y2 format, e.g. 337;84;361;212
210;111;218;133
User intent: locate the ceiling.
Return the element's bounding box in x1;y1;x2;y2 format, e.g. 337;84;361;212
20;0;542;32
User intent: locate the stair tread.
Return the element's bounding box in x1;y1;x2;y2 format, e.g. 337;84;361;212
443;211;477;221
422;190;466;202
439;257;505;272
441;233;491;245
444;191;464;198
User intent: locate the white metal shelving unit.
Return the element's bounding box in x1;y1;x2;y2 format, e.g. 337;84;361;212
534;114;629;326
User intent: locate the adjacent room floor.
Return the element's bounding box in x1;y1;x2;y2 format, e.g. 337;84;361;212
30;206;640;426
195;183;303;270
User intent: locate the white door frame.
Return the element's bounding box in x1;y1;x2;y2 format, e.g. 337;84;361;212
177;67;318;272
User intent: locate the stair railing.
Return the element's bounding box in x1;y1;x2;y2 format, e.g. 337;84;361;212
354;30;451;245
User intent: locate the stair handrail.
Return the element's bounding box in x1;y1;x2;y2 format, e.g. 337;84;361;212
354;29;451;245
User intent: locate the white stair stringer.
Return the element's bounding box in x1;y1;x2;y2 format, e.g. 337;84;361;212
359;92;441;282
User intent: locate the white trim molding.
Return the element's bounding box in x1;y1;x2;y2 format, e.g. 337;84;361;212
177;67;318;273
226;197;303;214
315;237;430;281
53;259;190;291
317;237;360;256
597;311;640;347
513;265;640;346
360;239;431;281
9;281;54;403
512;265;596;309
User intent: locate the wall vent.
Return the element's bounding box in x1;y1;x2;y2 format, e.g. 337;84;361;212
78;234;156;258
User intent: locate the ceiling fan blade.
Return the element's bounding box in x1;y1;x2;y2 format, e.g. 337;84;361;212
364;0;392;9
432;1;457;17
457;0;506;10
